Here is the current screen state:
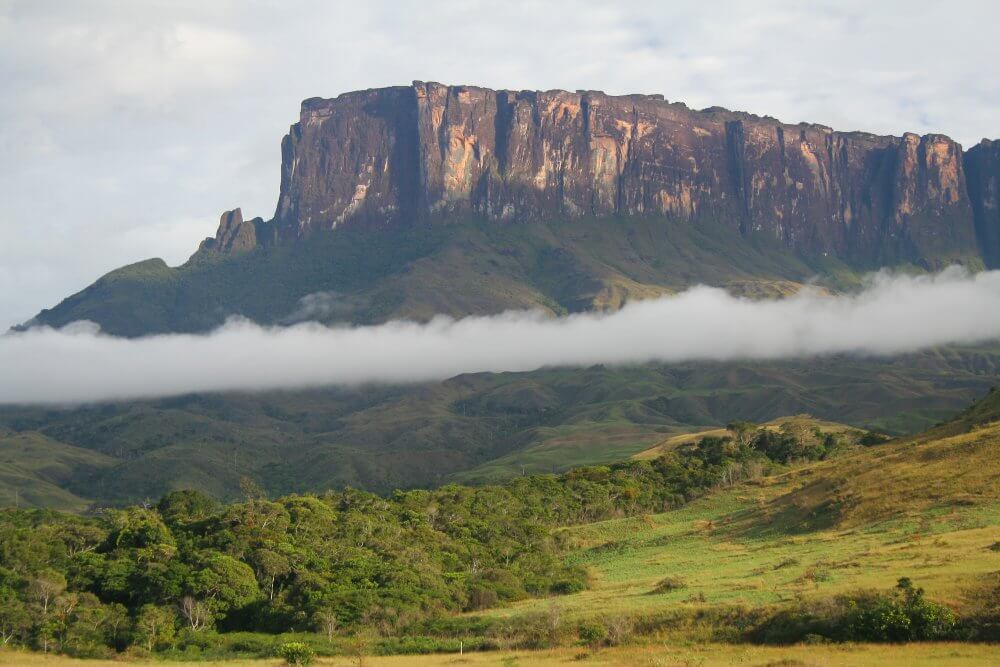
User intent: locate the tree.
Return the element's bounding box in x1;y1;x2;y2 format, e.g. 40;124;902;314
61;523;105;558
314;607;339;642
27;570;66;616
249;548;290;601
192;552;260;616
55;592;117;657
727;421;758;449
0;591;30;646
178;596;210;632
157;489;219;526
100;602;130;652
133;604;176;652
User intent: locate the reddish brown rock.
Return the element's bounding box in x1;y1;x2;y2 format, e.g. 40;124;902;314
209;208;260;254
232;82;990;267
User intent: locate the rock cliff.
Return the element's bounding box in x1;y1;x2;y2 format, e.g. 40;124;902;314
966;139;1000;268
24;83;1000;337
208;82;999;267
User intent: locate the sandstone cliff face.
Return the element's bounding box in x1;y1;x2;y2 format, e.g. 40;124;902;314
966;139;1000;268
213;82;995;267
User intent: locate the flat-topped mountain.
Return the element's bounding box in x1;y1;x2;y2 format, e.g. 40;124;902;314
23;83;1000;336
250;82;991;264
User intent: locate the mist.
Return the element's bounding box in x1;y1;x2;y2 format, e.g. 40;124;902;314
2;268;1000;405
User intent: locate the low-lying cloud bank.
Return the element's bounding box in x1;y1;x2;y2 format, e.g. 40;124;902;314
3;268;1000;405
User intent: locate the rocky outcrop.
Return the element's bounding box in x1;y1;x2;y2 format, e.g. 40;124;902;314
966;139;1000;268
219;82;993;267
203;208;266;254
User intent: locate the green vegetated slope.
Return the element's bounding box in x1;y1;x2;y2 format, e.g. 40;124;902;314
28;217;858;337
1;346;999;508
478;391;1000;627
0;390;996;662
631;413;867;461
0;431;116;512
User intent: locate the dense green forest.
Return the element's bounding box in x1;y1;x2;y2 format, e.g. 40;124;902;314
0;421;870;658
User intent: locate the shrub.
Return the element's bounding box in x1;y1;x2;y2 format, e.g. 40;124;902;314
960;571;1000;641
576;620;607;648
604;615;634;646
859;431;892;446
466;586;499;611
550;576;587;594
845;595;912;641
277;641;314;666
650;576;687;594
752;579;956;644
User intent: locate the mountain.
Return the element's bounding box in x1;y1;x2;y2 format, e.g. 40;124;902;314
2;346;998;508
7;83;1000;510
23;82;1000;336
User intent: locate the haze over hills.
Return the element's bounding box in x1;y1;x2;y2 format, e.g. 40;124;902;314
2;346;999;508
22;82;1000;336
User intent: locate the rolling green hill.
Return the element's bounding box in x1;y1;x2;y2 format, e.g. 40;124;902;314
477;389;1000;629
0;432;116;512
1;345;998;508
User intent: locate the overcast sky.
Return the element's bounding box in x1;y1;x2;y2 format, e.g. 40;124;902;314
1;0;998;330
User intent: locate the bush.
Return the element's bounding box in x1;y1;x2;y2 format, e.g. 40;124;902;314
859;431;892;446
752;579;956;644
960;571;1000;641
577;620;607;648
845;595;913;641
550;576;588;595
466;586;499;611
650;576;687;594
604;615;634;646
277;641;314;666
846;578;956;642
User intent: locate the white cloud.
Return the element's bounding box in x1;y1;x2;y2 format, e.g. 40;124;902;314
0;1;998;328
3;268;1000;405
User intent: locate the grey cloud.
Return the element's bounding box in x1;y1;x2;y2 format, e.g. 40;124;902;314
280;291;371;324
2;268;1000;405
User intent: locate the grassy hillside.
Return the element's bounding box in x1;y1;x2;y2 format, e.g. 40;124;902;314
1;347;998;508
479;396;1000;626
27;217;859;337
0;432;115;511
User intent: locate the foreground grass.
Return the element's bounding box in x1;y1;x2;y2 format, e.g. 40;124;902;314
4;643;999;666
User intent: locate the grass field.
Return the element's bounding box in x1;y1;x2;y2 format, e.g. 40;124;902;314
478;419;1000;622
3;643;999;666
